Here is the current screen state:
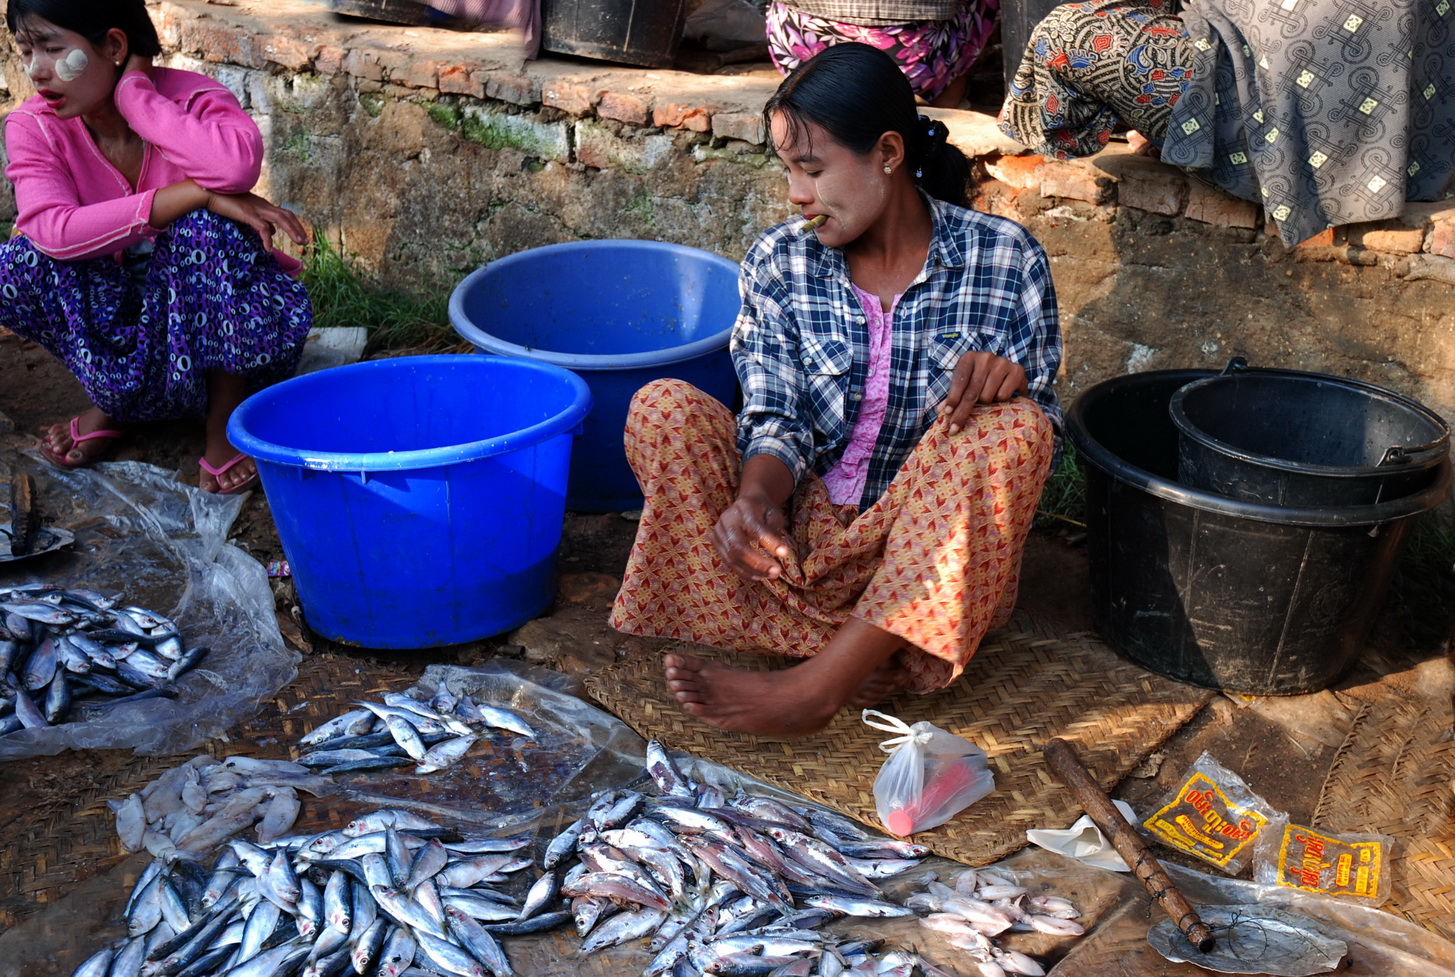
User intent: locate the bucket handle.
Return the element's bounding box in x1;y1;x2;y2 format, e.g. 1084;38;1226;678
1219;356;1250;375
1377;443;1446;467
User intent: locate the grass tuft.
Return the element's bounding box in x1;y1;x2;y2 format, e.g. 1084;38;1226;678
300;236;462;355
1036;440;1086;529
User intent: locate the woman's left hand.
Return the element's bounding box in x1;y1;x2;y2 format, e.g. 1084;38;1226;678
205;192;311;249
938;351;1028;434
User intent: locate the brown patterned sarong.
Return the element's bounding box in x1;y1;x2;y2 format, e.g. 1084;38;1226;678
609;379;1054;694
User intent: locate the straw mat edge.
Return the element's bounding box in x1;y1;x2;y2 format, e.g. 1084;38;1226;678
1313;657;1455;941
586;611;1215;867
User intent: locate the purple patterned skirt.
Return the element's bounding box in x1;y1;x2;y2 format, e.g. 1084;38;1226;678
766;1;1000;103
0;209;312;423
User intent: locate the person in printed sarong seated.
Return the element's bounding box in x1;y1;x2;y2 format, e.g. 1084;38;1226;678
609;43;1063;738
997;0;1455;246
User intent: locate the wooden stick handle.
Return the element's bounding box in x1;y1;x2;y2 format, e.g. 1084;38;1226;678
1044;737;1216;952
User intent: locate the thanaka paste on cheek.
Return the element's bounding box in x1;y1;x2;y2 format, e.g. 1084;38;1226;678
53;47;89;81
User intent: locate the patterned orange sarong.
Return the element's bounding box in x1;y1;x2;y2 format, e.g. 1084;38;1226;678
609;379;1054;694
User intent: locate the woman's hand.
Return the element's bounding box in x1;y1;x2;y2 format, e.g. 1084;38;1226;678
938;351;1028;434
205;192;310;250
712;495;796;582
121;53;153;78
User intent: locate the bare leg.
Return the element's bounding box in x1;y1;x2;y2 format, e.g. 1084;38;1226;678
663;616;909;737
929;73;970;109
199;371;256;493
41;405;124;467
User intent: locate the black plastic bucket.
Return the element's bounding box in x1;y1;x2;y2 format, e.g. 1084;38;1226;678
540;0;687;68
1170;361;1450;507
1068;369;1451;695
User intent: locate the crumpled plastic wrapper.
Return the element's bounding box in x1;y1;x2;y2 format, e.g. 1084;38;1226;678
1025;799;1137;871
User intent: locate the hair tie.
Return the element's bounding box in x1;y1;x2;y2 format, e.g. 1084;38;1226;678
918;114;949;154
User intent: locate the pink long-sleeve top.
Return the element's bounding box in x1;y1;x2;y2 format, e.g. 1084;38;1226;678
4;67;297;271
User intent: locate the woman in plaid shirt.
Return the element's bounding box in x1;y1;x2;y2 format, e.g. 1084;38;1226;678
610;43;1062;737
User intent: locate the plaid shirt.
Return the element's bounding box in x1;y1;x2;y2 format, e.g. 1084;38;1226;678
733;197;1062;509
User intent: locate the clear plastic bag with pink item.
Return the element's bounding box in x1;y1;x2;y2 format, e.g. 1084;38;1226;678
864;709;995;837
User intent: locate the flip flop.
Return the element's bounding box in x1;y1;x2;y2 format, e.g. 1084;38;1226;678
198;451;260;495
41;416;126;468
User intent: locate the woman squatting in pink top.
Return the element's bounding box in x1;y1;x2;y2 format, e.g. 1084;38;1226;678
2;0;312;493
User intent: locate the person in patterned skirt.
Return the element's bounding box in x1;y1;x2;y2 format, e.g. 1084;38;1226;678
609;43;1063;737
767;0;1000;107
2;0;312;493
999;0;1455;245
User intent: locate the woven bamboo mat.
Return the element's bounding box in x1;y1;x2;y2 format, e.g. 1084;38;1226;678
584;612;1215;867
1313;657;1455;941
0;653;420;930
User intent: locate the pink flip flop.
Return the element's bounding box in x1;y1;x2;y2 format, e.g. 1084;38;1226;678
42;416;126;467
198;451;260;495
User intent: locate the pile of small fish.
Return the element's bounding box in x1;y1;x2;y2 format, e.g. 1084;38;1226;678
518;739;944;976
910;868;1084;977
294;689;536;776
0;584;206;736
70;806;537;977
110;755;334;864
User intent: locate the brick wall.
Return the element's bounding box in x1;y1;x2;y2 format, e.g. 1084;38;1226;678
1;0;1451;422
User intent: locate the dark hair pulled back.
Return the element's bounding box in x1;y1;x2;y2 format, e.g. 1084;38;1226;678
763;43;969;208
6;0;161;58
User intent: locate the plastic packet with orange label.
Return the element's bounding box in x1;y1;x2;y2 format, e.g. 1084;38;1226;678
1142;752;1285;875
1254;823;1393;905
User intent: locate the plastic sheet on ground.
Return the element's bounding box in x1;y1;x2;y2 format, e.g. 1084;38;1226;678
6;658;1455;977
0;454;295;759
322;659;649;832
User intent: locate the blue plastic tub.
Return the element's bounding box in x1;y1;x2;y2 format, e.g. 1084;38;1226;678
449;239;742;512
228;355;592;649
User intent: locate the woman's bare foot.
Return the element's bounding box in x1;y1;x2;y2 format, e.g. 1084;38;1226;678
199;437;259;493
849;658;908;709
664;653;844;737
662;618;906;737
40;407;125;467
199;370;259;493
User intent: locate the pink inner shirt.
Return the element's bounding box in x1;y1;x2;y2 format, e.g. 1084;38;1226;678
822;285;898;506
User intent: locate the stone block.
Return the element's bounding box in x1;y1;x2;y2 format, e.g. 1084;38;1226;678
1430;218;1455;260
1344;223;1426;254
984;154;1044;191
341;48;384;82
401;60;439;90
438;64;485;98
260;36;315;71
542;82;599;117
712;111;765;145
653;101;712;132
599;91;651;126
1094;153;1187;216
1037;160;1111;204
315;46;345;77
487;73;539;106
1184;182;1259;229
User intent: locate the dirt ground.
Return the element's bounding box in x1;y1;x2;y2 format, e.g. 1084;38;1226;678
2;328;1452;974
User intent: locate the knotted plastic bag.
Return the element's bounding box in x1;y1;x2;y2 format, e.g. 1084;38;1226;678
863;709;994;837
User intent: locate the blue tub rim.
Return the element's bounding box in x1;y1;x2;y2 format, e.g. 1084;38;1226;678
448;239;740;371
228;353;592;473
1067;369;1453;529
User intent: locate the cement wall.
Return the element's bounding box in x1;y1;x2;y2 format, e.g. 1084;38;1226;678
2;0;1452;424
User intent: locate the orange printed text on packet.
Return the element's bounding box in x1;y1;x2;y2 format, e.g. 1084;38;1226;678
1275;826;1384;899
1144;772;1269;868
